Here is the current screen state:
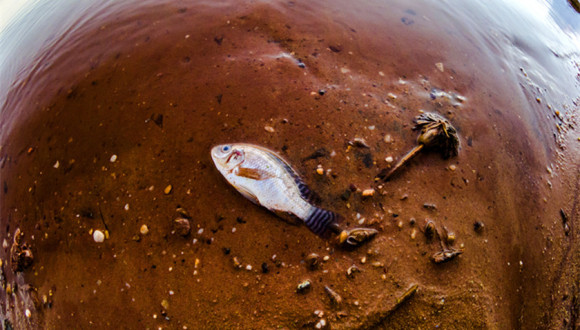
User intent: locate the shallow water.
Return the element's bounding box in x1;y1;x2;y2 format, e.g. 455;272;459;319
0;0;579;328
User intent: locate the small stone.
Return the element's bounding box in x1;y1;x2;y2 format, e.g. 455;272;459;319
110;154;118;163
435;62;444;72
161;299;169;310
316;166;324;175
449;164;457;171
305;253;320;270
261;262;269;273
410;228;417;240
93;230;105;243
140;224;149;235
264;125;275;133
246;265;252;271
296;280;311;293
387;93;397;100
124;203;129;211
25;309;31;318
474;221;485;233
384;134;393;143
361;189;375;197
385;156;394;163
232;256;242;269
53;161;60;169
164;185;173;195
173;218;191;236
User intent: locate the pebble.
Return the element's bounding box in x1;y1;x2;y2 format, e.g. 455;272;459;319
93;230;105;243
387;93;397;100
264;125;275;133
323;255;330;261
164;185;173;195
385;156;394;163
316;165;324;175
246;265;252;271
25;309;31;318
296;280;311;293
53;161;60;169
384;134;393;143
140;224;149;235
315;319;327;329
173;218;191;236
110;154;117;163
124;203;129;211
435;62;444;72
410;228;417;240
449;164;457;171
361;189;375;197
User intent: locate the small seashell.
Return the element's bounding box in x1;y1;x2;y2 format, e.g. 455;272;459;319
296;280;311;293
305;253;320;270
324;286;343;306
346;265;360;278
424;220;436;239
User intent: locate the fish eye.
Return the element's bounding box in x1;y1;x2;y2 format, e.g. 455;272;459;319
221;145;231;153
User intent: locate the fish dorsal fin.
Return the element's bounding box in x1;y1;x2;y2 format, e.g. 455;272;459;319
272;155;318;203
236;167;274;180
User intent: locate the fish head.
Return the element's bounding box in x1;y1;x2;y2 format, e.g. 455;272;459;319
211;144;245;173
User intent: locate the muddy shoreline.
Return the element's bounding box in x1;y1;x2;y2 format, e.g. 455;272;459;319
1;0;579;328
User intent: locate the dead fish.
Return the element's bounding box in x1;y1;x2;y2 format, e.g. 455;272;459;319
211;143;339;236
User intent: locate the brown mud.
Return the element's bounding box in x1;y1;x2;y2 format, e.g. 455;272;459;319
0;0;579;328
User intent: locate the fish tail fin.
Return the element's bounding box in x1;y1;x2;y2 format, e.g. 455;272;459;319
304;207;339;236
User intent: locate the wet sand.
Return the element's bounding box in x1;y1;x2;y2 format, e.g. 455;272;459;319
0;0;579;328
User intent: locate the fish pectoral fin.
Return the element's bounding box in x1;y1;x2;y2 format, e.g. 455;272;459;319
236;167;274;180
234;184;260;205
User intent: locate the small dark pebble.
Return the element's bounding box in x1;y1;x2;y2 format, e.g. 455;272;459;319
302;148;328;161
474;221;485;233
392;213;399;218
236;217;246;224
340;189;352;201
214;36;224;45
318;89;326;96
401;17;414;25
409;218;416;226
329;45;342;53
297;62;306;68
222;247;231;255
362;153;373;168
349;184;357;192
261;262;269;273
